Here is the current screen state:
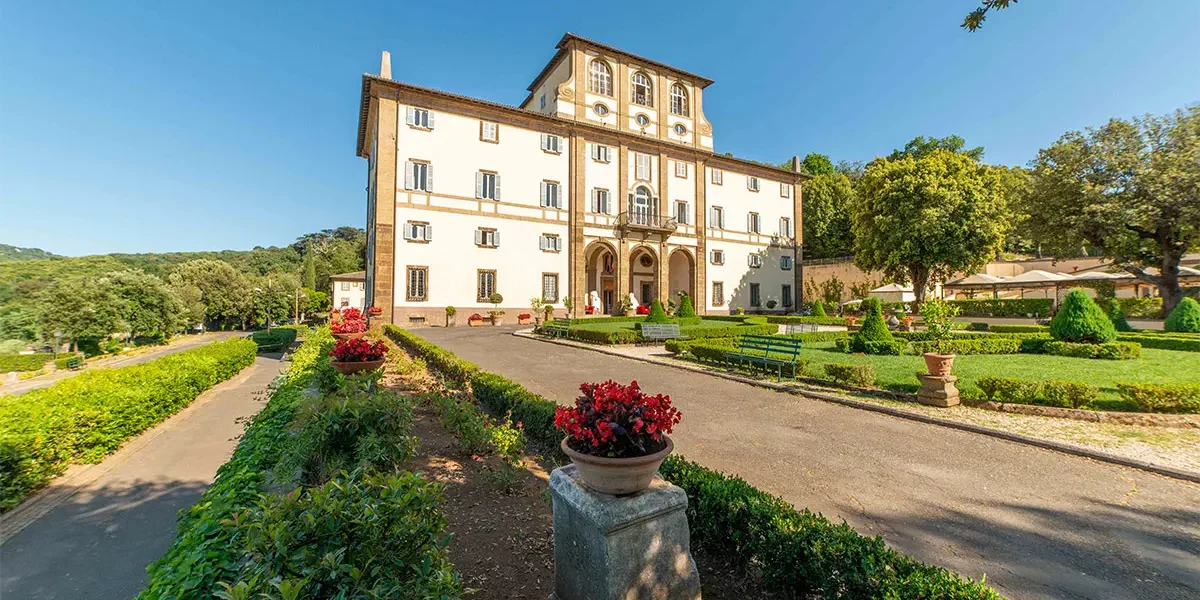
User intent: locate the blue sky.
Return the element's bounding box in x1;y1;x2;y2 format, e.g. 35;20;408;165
2;1;1197;256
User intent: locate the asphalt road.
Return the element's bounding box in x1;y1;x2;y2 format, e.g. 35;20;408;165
416;325;1200;600
0;354;282;600
0;331;244;397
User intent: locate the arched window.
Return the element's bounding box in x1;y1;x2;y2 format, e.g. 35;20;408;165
588;60;612;96
632;185;653;224
631;72;652;106
670;84;688;116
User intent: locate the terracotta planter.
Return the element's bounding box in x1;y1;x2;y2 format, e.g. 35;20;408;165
518;317;531;325
468;319;483;327
923;353;956;377
331;358;385;375
332;331;367;340
561;435;673;495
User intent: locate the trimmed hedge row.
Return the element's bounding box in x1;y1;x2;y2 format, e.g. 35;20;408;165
0;353;53;373
250;328;297;351
836;336;1026;356
985;324;1050;334
1116;333;1200;353
976;376;1099;408
561;322;778;345
823;363;877;386
1116;383;1200;413
1117;297;1162;318
1042;340;1141;360
946;299;1054;317
0;338;258;511
383;325;479;386
765;315;849;326
412;344;997;598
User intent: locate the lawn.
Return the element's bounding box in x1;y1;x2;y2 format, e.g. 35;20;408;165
785;342;1200;409
571;318;741;331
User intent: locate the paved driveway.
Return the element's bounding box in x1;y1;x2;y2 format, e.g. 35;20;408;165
417;326;1200;600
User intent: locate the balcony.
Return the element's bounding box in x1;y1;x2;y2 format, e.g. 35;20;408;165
616;211;678;235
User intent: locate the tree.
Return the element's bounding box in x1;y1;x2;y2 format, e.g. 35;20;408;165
303;247;317;290
38;277;124;350
963;0;1017;32
800;153;835;176
646;299;670;324
887;135;984;162
802;172;857;258
107;270;187;341
850;298;894;352
853;150;1008;307
1025;106;1200;316
676;291;696;318
169;259;252;329
1050;289;1117;343
251;273;301;329
1164;297;1200;333
304;288;330;314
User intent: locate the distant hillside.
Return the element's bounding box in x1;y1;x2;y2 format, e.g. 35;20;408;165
0;244;59;262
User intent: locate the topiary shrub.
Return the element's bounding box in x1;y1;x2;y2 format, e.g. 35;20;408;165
676;292;696;318
811;301;827;317
849;298;894;352
823;363;876;387
1164;297;1200;333
1050;289;1116;343
1098;298;1133;332
646;299;671;324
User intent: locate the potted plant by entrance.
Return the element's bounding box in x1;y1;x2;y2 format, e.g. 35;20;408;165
330;307;368;340
518;313;532;325
554;380;682;495
920;298;959;376
487;292;505;325
468;313;484;327
329;338;389;375
445;306;456;327
619;297;634;317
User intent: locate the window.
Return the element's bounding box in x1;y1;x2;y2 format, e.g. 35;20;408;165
747;176;760;192
539;234;562;252
340;281;349;291
405;107;433;129
631;72;653;106
404;161;432;192
781;255;793;270
782;284;793;307
591;144;611;163
635;113;650;127
674;201;690;225
402;221;432;242
593;103;609;117
750;283;761;307
669;84;689;116
709;249;725;265
540;181;563;209
406;267;428;302
540;133;562;154
712;281;724;306
674;161;688;178
780;182;791;198
748;212;761;234
475;228;499;248
475;172;500;200
480;121;498;142
673;123;687;136
542;273;559;302
779;217;793;238
592;189;610;214
710;206;725;229
588;60;613;96
711;169;723;185
635;153;651;181
477;270;496;301
748;254;763;268
539;94;546;110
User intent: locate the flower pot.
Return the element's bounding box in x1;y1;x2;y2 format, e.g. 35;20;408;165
561;435;673;495
518;317;531;325
468;319;483;327
332;331;367;340
923;353;956;377
330;358;385;375
490;318;501;326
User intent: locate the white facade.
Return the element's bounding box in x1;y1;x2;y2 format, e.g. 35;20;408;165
331;275;366;311
358;34;806;324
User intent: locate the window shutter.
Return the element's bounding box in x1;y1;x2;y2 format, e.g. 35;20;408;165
426;164;433;191
539;235;547;251
556;237;563;251
494;175;501;200
555;185;563;209
494;230;500;246
540;134;548;151
748;254;753;267
709;250;715;263
708;207;715;226
746;213;751;232
540;182;548;207
474;229;482;245
404;161;414;190
424;224;432;241
427;111;435;129
402;225;413;240
475;172;483;198
591;144;597;160
406;107;415;126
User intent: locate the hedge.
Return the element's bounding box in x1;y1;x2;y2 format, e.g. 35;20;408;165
1116;297;1162;318
0;338;258;511
416;342;998;599
250;328;297;351
976;376;1098;408
0;353;53;372
823;363;876;386
765;315;849;326
1115;333;1200;352
987;324;1050;334
383;325;479;386
562;322;778;344
909;338;1023;355
783;331;850;343
1116;383;1200;414
946;299;1054;317
1041;340;1141;360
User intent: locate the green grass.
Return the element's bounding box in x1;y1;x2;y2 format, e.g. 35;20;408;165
761;342;1200;410
571;319;736;331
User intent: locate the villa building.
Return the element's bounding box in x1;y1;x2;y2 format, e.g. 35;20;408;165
356;33;807;324
330;271;367;311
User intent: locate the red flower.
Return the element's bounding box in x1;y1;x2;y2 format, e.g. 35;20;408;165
329;338;389;362
468;313;484;321
555;380;682;459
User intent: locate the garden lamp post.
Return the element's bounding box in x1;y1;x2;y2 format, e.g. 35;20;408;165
53;329;63;359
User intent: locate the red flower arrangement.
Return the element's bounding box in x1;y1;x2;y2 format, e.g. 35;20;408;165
330;306;367;334
468;313;484;321
330;338;389;363
554;380;681;458
636;304;650;315
368;306;383;316
518;313;532;320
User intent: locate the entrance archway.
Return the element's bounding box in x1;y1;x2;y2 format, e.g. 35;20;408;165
584;241;618;314
629;246;658;307
668;249;695;304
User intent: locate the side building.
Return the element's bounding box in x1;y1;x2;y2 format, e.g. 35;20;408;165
356;33;808;325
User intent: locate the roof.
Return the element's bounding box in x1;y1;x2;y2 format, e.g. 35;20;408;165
871;283;912;293
525;32;715;95
947;273;1005;286
1003;269;1074;284
331;271;365;281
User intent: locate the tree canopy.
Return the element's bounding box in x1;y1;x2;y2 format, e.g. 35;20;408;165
963;0;1017;32
802;172;857;259
887;135;985;162
800;153;835;176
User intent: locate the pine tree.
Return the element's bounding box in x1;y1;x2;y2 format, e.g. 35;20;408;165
303;248;316;290
811;300;827;317
676;292;696;318
646;299;671;324
1164;297;1200;333
1050;289;1116;343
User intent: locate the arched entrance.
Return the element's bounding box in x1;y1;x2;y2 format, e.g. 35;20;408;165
668;249;695;303
629;246;658;307
584;241;618;314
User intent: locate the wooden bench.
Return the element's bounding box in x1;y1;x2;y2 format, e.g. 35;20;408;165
541;318;572;338
639;323;685;342
66;356;83;370
723;334;803;381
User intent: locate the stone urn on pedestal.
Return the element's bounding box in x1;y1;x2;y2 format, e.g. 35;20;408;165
549;380;699;600
917;299;960;407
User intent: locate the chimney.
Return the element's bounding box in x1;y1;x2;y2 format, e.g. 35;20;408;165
791;155;801;173
380;51;392;79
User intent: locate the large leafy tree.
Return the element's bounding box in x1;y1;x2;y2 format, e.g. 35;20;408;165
168;259;252;329
107;270;187;341
853;150;1009;307
800;153;835;176
802;172;857;259
963;0;1017;32
1025;106;1200;315
888;135;985;162
38;277;124;349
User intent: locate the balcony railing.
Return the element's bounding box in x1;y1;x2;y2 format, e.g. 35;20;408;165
616;211;678;234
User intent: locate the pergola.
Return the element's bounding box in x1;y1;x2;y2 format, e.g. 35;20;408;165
944;266;1200;305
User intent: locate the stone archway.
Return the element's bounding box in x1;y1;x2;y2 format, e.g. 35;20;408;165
584;240;619;314
628;245;659;308
668;248;695;304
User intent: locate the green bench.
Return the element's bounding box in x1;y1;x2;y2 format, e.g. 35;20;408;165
723;334;803;380
639;323;686;342
541;318;572;338
66;357;83;370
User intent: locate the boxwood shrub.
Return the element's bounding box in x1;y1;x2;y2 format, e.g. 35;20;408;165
383;325;479;385
1164;297;1200;333
1042;340;1141;360
975;376;1099;409
823;363;876;387
946;299;1053;317
1116;383;1200;414
764;315;849;326
988;324;1050;334
0;353;52;372
250;328;297;351
1050;289;1117;343
0;338;257;511
1115;333;1200;352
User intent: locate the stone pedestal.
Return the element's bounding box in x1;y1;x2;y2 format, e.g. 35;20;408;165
917;374;960;407
549;464;700;600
